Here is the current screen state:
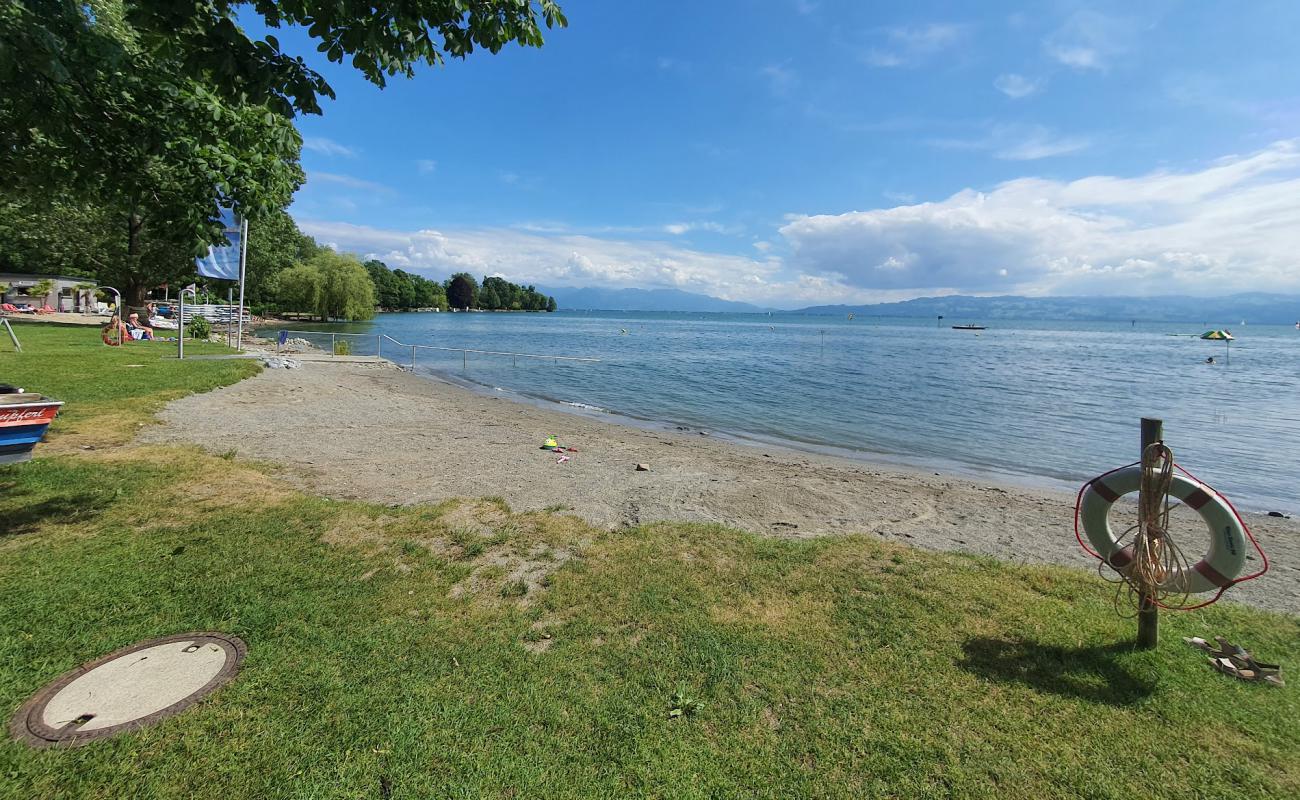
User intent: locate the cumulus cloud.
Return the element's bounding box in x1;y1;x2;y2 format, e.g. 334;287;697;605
303;137;357;157
294;220;860;307
993;73;1043;99
865;23;967;68
778;140;1300;296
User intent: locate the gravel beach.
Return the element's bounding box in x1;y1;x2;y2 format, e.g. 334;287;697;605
140;359;1300;613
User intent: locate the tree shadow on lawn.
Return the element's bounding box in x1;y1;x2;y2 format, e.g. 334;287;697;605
958;637;1156;707
0;481;107;540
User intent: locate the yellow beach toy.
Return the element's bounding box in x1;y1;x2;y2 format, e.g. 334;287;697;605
543;435;559;449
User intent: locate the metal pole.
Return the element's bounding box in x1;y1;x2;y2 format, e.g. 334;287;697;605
227;287;233;348
1137;417;1163;650
235;217;248;351
411;345;416;369
377;334;382;358
177;288;194;359
462;350;467;369
331;333;336;356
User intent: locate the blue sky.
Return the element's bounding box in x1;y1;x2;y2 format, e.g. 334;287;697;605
266;1;1300;307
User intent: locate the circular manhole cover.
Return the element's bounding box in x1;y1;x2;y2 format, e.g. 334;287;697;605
9;632;245;747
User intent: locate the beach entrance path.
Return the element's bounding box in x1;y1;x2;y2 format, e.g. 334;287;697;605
139;360;1300;614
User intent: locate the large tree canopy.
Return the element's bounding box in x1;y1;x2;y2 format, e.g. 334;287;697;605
126;0;568;117
1;1;305;302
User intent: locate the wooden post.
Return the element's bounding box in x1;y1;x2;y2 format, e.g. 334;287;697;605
1137;417;1163;649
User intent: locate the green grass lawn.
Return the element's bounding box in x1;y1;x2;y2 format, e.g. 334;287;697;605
2;322;257;448
2;325;1298;799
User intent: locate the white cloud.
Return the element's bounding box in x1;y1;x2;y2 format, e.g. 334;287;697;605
416;159;437;175
293;219;873;307
1043;11;1135;72
993;73;1043;99
778;140;1300;296
663;221;739;235
308;172;391;193
300;142;1300;305
929;124;1090;160
303;137;357;157
865;23;967;68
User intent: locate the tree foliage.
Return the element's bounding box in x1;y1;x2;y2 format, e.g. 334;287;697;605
124;1;568;117
0;0;304;303
246;210;320;305
273;263;323;317
446;273;478;310
273;252;378;323
478;275;553;311
314;250;376;321
364;260;446;310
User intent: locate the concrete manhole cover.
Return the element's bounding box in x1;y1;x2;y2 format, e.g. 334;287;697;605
9;632;245;747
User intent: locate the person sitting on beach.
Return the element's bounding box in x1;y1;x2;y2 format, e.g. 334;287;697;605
125;312;155;340
103;315;129;343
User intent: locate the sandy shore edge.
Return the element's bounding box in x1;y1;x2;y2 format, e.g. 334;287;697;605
139;358;1300;613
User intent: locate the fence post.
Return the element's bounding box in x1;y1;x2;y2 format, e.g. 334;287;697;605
1137;417;1163;650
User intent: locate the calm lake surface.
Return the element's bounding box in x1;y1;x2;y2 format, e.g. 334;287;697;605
272;311;1300;513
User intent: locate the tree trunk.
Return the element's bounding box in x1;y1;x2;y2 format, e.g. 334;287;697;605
125;209;147;305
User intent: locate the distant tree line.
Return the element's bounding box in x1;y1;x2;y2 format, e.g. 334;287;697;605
1;197;553;321
365;260;448;311
445;273;556;312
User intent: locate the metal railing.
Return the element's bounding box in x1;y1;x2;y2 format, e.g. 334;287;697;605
275;329;601;368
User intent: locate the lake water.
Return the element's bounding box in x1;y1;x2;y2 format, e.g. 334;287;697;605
272;311;1300;513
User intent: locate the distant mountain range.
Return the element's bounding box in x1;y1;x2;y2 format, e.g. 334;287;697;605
543;286;765;313
543;286;1300;324
792;293;1300;325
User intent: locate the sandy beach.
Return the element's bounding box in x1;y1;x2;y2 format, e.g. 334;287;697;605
140;358;1300;613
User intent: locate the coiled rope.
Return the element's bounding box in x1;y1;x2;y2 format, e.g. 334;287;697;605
1073;453;1270;612
1104;442;1194;615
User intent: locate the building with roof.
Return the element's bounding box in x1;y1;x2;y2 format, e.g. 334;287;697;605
0;273;98;312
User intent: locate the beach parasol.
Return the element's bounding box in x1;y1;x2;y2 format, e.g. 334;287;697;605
1200;329;1234;363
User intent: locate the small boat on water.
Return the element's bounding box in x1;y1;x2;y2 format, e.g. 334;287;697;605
951;324;986;331
0;391;63;465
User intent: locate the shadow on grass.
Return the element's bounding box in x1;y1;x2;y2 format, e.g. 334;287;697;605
958;637;1155;707
0;483;107;539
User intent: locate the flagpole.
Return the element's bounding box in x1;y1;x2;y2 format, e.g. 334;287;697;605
236;216;248;351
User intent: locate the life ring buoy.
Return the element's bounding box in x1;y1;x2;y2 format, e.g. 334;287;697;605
101;328;122;347
1079;464;1246;594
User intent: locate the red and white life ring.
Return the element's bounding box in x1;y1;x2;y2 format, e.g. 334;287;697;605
1079;464;1246;594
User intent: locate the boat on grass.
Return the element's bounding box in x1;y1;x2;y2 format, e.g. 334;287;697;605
0;391;64;465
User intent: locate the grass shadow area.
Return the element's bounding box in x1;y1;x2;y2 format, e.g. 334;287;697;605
957;637;1155;706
